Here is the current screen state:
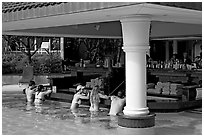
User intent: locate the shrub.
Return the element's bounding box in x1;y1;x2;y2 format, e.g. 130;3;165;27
2;52;26;74
32;53;63;74
2;52;63;74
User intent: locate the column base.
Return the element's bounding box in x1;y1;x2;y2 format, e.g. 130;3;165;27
123;107;149;116
118;113;156;128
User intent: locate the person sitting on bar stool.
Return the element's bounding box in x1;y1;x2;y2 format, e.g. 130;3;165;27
194;51;202;69
108;90;126;116
89;85;109;112
170;54;178;64
182;52;192;65
70;85;89;110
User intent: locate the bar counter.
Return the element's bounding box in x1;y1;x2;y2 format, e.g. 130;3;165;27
69;66;108;76
148;69;202;84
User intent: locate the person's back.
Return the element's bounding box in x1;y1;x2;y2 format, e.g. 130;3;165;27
25;80;36;103
90;88;100;104
109;96;125;115
108;91;126;115
89;86;109;111
89;86;102;111
25;87;35;102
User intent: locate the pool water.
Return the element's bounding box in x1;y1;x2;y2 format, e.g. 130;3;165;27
2;93;120;135
2;92;202;135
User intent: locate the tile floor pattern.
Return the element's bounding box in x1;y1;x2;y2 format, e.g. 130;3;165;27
2;92;202;135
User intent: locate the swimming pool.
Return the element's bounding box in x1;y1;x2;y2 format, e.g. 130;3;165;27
2;92;202;135
2;92;120;135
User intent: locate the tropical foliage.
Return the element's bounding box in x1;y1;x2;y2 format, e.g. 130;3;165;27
2;52;62;74
2;35;123;74
3;35;43;64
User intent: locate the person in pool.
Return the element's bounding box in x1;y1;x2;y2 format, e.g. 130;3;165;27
70;85;90;110
24;80;37;104
89;85;109;112
108;90;126;116
34;85;52;105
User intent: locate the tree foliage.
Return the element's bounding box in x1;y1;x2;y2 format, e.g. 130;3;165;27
75;38;122;63
2;35;43;64
2;52;62;74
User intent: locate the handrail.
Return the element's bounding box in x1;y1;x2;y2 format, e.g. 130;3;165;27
109;81;125;96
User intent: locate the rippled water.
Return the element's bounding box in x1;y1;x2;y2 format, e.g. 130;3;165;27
2;93;120;135
2;92;202;135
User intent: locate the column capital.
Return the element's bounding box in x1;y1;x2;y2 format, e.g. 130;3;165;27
120;15;151;23
122;45;150;52
120;15;151;48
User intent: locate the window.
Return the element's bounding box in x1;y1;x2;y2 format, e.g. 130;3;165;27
50;37;60;50
42;37;50;42
9;37;35;52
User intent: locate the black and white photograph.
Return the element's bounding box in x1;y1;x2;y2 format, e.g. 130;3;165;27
2;1;202;135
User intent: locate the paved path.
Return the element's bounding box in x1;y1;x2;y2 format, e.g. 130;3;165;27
2;84;27;93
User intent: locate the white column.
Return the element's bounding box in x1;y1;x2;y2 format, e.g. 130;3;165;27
34;38;37;50
60;37;64;60
146;49;150;57
120;16;151;116
48;39;51;53
173;40;178;54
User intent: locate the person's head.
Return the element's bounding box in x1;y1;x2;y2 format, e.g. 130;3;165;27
91;85;99;95
172;54;177;59
29;80;35;87
93;85;99;90
117;90;124;98
37;85;44;92
76;85;85;93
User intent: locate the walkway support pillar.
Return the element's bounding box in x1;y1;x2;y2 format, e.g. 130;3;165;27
173;40;178;55
60;37;64;60
165;41;170;61
118;16;155;128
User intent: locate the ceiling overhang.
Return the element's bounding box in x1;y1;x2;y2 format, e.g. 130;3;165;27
2;3;202;39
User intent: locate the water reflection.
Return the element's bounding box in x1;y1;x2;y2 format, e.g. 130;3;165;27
71;109;90;125
26;102;34;111
90;111;99;121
